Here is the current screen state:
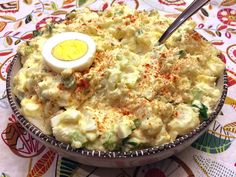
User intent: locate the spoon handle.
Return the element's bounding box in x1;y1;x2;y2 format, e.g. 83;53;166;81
158;0;210;44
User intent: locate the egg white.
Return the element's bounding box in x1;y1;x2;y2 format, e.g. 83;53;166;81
42;32;96;73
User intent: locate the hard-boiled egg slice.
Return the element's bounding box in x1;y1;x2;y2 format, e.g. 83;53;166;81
42;32;96;73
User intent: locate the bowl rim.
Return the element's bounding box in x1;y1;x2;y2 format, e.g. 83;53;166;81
6;54;228;159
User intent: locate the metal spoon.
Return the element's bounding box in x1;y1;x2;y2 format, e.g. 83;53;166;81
158;0;210;44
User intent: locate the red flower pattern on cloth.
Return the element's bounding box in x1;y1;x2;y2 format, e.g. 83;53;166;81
227;44;236;63
217;8;236;26
0;55;15;81
1;115;45;158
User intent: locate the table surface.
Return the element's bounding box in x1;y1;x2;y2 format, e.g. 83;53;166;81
0;0;236;176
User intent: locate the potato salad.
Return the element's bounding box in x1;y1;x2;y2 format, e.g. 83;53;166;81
13;4;225;151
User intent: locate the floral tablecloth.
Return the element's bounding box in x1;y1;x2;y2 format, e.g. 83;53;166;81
0;0;236;176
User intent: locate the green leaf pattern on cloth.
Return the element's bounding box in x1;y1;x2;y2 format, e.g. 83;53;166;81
56;157;80;177
192;132;232;153
192;121;235;153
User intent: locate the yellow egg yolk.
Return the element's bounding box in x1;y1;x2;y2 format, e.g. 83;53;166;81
52;40;88;61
